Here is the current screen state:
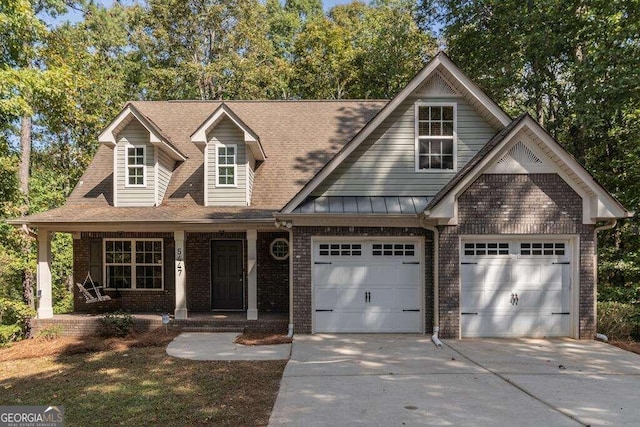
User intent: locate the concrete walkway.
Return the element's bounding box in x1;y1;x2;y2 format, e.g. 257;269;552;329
269;335;640;426
166;332;291;361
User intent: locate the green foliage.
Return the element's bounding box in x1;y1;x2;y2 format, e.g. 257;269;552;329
98;311;135;337
0;297;35;344
0;324;22;346
597;301;640;340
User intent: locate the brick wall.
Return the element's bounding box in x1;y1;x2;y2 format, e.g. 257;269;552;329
257;232;290;313
74;231;290;315
292;226;434;334
74;232;174;314
185;232;246;312
438;173;596;339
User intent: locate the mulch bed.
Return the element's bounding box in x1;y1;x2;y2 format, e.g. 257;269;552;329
234;332;292;346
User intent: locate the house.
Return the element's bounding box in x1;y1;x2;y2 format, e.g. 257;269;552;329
11;52;631;339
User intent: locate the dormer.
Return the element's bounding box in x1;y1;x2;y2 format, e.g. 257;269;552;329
98;104;187;207
191;104;266;207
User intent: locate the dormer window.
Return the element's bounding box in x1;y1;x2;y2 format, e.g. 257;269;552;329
126;146;146;186
216;144;237;187
416;103;456;171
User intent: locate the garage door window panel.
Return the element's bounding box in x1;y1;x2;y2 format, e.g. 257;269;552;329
520;242;565;256
372;243;415;256
464;242;509;256
318;243;362;257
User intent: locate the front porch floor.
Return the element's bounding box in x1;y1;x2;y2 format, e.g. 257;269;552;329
33;312;289;337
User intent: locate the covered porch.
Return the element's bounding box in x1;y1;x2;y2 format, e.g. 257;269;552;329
33;224;292;329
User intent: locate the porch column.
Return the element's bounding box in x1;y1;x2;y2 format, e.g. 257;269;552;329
37;229;53;319
174;231;188;319
247;229;258;320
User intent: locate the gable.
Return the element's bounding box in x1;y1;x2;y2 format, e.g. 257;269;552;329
281;52;512;213
311;92;497;197
425;116;630;224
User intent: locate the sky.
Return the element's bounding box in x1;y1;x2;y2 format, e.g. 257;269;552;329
42;0;358;26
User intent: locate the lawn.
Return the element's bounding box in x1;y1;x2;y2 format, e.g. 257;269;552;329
0;330;286;426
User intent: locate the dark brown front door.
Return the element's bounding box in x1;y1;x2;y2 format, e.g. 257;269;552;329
211;240;243;310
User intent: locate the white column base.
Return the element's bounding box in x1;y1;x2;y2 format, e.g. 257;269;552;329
37;307;54;319
174;308;188;320
247;308;258;320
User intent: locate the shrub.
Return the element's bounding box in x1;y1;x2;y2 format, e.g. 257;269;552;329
37;325;64;340
0;298;35;344
53;291;74;314
0;325;22;347
597;301;640;340
598;285;640;304
98;311;134;337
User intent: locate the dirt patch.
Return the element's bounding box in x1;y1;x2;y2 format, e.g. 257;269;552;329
234;332;292;346
610;340;640;355
0;328;180;362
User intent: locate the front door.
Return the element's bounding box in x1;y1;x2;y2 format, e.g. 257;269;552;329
211;240;244;310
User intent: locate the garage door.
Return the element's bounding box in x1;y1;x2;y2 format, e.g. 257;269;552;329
461;240;572;338
313;240;422;333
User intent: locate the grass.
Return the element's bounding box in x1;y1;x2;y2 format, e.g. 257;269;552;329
0;329;287;426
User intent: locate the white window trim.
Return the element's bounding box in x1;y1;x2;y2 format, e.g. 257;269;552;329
270;238;290;260
125;144;147;188
103;238;164;291
215;143;238;188
414;102;458;173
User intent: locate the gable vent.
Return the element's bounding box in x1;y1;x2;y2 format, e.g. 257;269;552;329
417;72;460;97
487;141;553;174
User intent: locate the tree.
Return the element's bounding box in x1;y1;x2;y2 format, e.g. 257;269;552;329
293;1;437;99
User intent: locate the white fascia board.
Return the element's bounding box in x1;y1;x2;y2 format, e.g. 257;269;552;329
98;105;186;161
191;104;265;161
281;52;512;214
523;116;629;220
98;105;133;146
438;54;511;127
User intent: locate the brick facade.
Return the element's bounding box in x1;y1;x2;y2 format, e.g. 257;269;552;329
257;232;290;313
74;232;175;313
438;173;596;339
291;226;434;334
73;231;289;315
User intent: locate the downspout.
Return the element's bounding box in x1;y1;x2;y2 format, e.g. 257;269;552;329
593;219;617;342
287;228;294;338
420;216;442;348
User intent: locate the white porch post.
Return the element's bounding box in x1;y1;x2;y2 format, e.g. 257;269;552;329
247;229;258;320
174;231;188;319
36;229;53;319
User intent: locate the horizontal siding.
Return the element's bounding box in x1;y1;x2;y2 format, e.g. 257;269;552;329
314;95;498;197
156;148;174;205
206;117;247;206
115;121;155;207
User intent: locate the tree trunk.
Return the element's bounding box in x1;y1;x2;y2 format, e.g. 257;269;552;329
19;115;35;337
19;115;31;206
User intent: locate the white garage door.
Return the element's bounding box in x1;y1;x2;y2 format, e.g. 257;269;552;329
461;240;572;338
313;240;423;333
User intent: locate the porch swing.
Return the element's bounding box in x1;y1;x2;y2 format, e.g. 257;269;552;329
76;272;112;303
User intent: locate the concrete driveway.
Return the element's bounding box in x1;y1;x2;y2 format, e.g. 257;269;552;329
269;335;640;426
